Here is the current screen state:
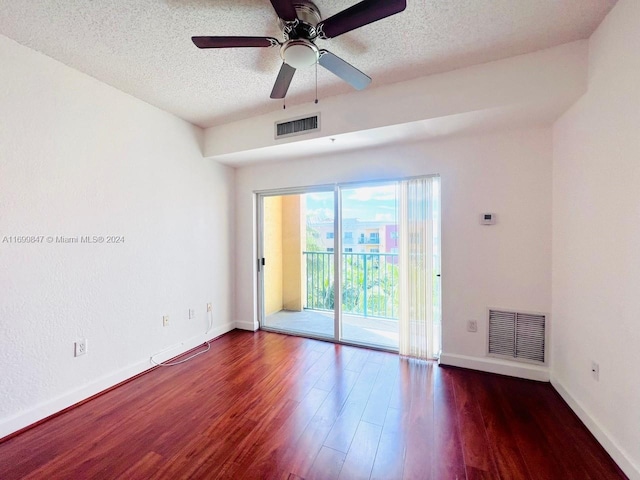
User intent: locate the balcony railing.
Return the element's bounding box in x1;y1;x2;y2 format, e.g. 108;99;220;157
303;251;399;319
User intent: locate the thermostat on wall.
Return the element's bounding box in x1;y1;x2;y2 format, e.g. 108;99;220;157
481;213;496;225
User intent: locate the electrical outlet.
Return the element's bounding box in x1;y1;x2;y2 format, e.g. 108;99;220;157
467;320;478;333
163;315;169;327
75;339;87;357
207;303;212;312
189;308;195;319
591;361;599;381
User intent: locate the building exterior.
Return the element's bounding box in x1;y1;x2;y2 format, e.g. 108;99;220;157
308;218;398;254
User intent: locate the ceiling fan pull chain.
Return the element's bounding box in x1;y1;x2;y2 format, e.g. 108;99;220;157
314;60;318;104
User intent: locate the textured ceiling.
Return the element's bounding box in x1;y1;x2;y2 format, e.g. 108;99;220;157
0;0;616;128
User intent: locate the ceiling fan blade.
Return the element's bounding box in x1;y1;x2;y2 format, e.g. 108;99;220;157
192;36;279;48
270;63;296;99
318;50;371;90
317;0;406;39
270;0;298;22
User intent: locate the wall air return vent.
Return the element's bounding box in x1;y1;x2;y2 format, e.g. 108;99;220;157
487;308;547;364
274;113;320;139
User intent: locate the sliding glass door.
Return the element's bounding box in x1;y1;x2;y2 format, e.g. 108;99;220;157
258;177;440;357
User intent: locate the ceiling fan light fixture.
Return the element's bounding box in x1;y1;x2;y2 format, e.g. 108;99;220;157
281;40;318;69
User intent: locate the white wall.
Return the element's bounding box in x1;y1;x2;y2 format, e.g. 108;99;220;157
235;127;552;378
0;35;235;437
551;0;640;477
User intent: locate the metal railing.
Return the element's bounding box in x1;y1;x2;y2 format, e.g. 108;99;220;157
303;251;399;319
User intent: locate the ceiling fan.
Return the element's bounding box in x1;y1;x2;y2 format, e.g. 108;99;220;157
192;0;407;99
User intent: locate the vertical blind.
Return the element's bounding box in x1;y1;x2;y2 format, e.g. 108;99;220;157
398;176;439;360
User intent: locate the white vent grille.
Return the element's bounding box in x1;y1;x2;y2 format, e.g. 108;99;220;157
488;309;546;363
274;113;320;139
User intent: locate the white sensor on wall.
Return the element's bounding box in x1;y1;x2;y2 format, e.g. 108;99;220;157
481;213;496;225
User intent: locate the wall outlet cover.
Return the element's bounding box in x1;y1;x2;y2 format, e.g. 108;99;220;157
74;339;87;357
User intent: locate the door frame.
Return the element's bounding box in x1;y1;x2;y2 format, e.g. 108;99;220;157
255;175;441;353
256;184;338;341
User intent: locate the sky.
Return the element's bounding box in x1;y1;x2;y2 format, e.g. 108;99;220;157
305;184;399;223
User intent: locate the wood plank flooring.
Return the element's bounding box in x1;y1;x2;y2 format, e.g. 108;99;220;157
0;330;626;479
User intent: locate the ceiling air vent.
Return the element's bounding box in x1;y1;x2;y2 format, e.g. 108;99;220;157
274;113;320;139
488;308;547;364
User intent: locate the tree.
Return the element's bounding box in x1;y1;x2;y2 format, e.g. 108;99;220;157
305;224;323;252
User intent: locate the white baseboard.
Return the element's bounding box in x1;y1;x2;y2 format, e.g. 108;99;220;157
235;320;258;331
0;322;235;440
551;376;640;480
438;352;549;382
0;359;150;440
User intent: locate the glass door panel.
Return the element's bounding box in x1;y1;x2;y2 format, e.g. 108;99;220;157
339;184;399;349
260;190;336;340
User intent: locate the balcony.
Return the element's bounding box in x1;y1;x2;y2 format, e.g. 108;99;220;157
267;251;399;349
265;309;398;349
304;251;399;319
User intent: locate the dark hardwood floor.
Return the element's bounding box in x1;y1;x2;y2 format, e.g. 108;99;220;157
0;330;625;479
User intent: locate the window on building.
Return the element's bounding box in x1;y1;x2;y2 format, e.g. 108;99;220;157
326;232;334;239
327;247;334;252
370;248;379;253
344;232;353;240
344;248;353;252
369;233;380;243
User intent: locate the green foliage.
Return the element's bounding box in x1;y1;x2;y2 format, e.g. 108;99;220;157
305;224;324;252
305;252;399;319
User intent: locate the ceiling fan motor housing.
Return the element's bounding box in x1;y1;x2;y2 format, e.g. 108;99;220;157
279;1;322;69
279;1;321;40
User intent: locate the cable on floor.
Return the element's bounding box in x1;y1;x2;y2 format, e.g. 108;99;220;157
149;308;215;367
150;342;211;367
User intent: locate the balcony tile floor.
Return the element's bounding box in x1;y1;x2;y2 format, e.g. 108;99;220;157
264;309;398;350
